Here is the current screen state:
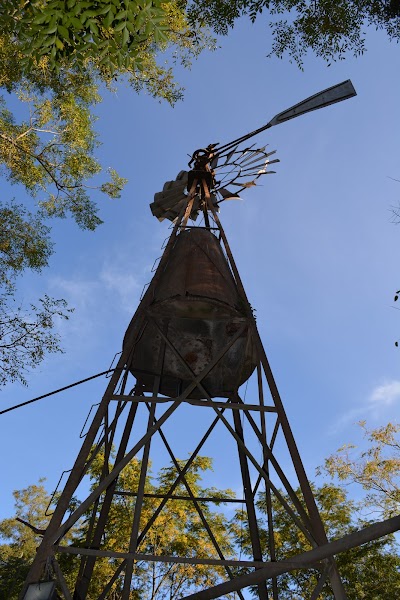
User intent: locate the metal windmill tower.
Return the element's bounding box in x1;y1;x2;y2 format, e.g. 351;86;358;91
20;80;395;600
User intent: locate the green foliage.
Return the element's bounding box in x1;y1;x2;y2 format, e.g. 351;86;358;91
0;455;236;599
0;480;53;600
71;454;236;599
3;449;400;598
0;294;73;387
187;0;400;67
321;420;400;518
0;201;53;291
0;0;215;387
1;0;177;77
0;1;213;238
232;482;400;598
0;1;214;104
0;65;118;230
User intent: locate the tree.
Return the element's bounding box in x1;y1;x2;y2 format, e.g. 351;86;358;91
321;420;400;518
232;482;400;598
0;456;236;599
0;1;214;386
0;294;73;387
187;0;400;68
0;480;51;600
3;456;400;598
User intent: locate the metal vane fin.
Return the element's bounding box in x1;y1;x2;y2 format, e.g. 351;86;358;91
218;188;242;201
223;146;239;164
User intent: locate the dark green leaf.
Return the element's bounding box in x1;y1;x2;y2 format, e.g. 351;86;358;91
115;10;128;20
58;24;70;39
89;21;99;36
122;26;130;46
32;14;49;25
103;10;114;28
96;5;112;16
43;35;57;47
70;16;83;29
43;24;58;35
113;21;126;32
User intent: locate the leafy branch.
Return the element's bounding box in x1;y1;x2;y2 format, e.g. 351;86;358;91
0;294;73;387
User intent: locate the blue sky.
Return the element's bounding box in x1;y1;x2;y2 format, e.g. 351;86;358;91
1;17;400;524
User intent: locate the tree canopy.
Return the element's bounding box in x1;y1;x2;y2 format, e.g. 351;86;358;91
0;455;236;599
233;482;400;598
321;420;400;518
187;0;400;67
0;0;214;387
2;447;400;598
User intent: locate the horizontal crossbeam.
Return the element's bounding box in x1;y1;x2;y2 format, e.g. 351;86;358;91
56;546;266;568
111;395;277;413
113;491;245;503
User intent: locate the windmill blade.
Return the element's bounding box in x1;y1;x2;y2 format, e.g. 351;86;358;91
231;180;257;188
223;145;239;165
213;144;280;193
237;146;267;163
241;160;271;173
240;165;269;174
238;153;270;168
210;155;219;169
236;148;262;165
241;159;280;173
218;188;242;201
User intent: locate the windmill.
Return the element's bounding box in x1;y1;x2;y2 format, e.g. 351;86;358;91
20;80;385;600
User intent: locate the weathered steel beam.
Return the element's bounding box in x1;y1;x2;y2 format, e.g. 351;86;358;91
207;197;347;599
255;364;277;599
151;310;317;545
97;411;225;600
144;403;246;600
52;557;72;600
56;545;267;568
122;340;165;599
114;491;245;503
111;394;277;413
74;400;140;598
181;514;400;600
233;409;268;600
310;564;330;600
21;202;191;598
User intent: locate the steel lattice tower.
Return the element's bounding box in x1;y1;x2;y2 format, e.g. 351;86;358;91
20;179;348;599
21;81;400;600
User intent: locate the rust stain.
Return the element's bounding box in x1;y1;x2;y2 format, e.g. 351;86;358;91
184;351;198;365
226;322;240;336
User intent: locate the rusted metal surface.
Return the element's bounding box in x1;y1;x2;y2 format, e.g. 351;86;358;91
126;228;257;398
